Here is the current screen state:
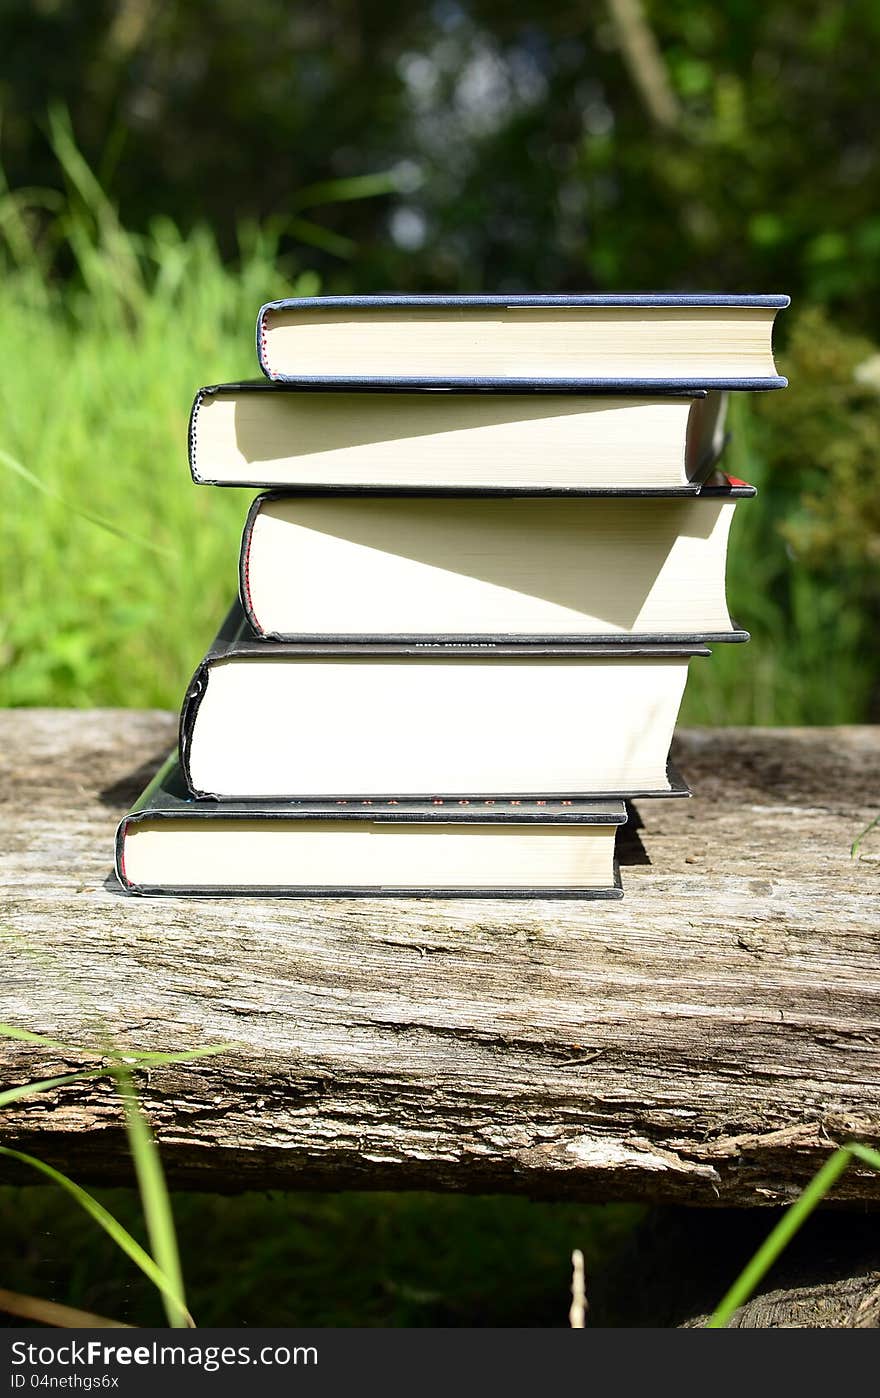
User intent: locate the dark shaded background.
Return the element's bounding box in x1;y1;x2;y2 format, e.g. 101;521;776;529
4;0;880;311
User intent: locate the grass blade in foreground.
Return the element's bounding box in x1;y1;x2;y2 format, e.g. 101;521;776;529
0;1287;132;1329
0;1027;236;1108
0;1019;237;1065
0;447;175;558
0;1068;125;1107
0;1023;94;1055
708;1142;880;1327
112;1062;191;1328
0;1023;233;1325
0;1146;191;1324
851;813;880;858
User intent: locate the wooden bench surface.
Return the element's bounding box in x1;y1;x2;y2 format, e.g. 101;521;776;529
2;709;879;1205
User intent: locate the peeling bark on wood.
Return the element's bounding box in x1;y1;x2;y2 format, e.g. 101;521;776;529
1;710;879;1204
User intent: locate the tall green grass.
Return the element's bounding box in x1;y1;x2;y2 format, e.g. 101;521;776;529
1;117;300;707
0;121;871;721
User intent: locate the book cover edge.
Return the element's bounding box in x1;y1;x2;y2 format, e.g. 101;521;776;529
258;372;788;392
259;292;791;311
118;874;626;900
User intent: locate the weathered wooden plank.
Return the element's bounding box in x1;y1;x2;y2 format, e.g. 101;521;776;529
1;709;879;1204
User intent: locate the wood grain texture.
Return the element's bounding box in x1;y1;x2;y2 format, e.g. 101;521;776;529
1;709;879;1204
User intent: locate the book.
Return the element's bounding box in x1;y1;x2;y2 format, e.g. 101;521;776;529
239;477;753;644
179;602;705;800
189;382;728;491
256;293;789;389
116;756;627;898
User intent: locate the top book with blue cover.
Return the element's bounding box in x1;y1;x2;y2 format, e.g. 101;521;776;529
256;292;789;390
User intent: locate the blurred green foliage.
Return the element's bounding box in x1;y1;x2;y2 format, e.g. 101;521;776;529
756;308;880;595
1;0;879;720
2;1;880;316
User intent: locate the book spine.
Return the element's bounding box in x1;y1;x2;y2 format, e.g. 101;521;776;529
114;818;133;891
238;497;265;636
178;661;212;797
188;388;209;483
256;304;271;379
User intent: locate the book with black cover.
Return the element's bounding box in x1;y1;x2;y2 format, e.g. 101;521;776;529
178;601;704;801
256;293;789;390
188;381;730;492
116;754;628;899
237;478;754;645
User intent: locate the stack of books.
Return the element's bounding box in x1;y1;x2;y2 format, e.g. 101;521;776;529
116;293;788;899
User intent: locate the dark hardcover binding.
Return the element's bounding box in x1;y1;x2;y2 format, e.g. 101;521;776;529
238;480;753;645
187;380;727;493
255;293;790;390
178;599;703;801
115;755;627;899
